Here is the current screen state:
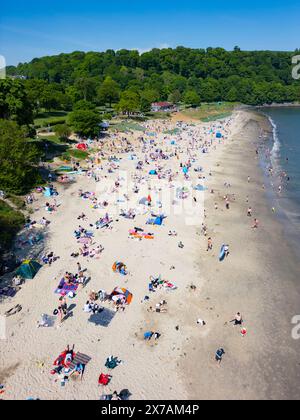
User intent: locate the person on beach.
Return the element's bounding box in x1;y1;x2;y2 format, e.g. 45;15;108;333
207;237;213;251
215;348;225;365
148;306;167;313
58;297;68;323
201;224;208;237
231;312;243;326
252;218;259;229
144;331;154;341
224;244;230;258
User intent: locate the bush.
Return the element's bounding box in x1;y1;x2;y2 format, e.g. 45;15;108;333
6;194;26;210
54;124;71;140
62;149;89;161
0;120;42;194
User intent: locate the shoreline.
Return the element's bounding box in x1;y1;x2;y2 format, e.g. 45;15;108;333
1;111;300;400
179;110;300;400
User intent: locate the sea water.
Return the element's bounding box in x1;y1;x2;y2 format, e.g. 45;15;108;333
260;107;300;255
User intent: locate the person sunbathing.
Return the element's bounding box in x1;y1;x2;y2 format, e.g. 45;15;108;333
40;217;50;226
89;245;104;258
77;213;87;220
89;290;98;302
148;306;167;313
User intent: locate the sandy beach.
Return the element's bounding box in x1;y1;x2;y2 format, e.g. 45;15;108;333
1;110;300;401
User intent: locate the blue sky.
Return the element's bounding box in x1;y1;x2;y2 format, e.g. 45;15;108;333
1;0;299;65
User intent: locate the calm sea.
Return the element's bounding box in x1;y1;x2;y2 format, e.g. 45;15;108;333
260;107;300;255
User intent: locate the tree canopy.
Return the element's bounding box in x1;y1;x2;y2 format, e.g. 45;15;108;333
97;76;120;106
0;120;41;194
6;47;300;106
68;109;102;137
0;79;33;125
117;90;141;116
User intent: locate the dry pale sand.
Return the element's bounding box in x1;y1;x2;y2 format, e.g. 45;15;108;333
0;111;299;400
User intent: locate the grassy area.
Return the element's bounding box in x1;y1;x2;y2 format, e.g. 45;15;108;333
6;194;26;210
29;136;69;163
62;149;89;161
110;121;146;132
145;112;171;120
164;128;180;135
0;200;25;255
181;102;239;122
34;111;69;128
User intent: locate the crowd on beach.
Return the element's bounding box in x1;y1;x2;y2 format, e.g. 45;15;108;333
1;113;264;399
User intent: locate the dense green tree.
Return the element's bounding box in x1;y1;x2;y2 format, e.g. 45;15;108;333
141;89;160;104
5;47;300;107
73;100;96;111
97;76;120;106
117;90;140;116
0;79;33;125
74;77;98;102
168;90;182;104
0;120;41;194
183;90;201;107
68;109;101;137
54;124;71;140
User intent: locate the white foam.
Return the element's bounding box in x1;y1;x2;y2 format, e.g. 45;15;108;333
269;116;281;167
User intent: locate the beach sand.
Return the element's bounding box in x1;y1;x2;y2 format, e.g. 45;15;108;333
0;110;300;400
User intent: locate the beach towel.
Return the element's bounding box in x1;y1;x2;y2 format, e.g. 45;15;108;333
55;279;79;296
98;373;111;386
69;353;91;371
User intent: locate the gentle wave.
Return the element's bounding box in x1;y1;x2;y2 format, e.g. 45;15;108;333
268;116;281;167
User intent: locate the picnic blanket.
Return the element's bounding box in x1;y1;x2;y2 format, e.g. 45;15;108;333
55;279;79;296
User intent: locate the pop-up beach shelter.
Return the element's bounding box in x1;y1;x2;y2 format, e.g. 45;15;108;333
16;260;42;279
44;187;52;197
110;287;133;305
77;143;88;151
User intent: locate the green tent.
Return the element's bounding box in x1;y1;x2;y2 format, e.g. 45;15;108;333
16;260;42;279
